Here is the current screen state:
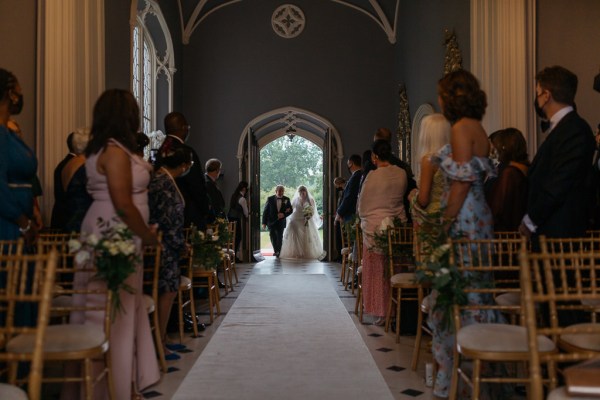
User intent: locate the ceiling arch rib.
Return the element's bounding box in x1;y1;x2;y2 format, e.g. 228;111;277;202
177;0;399;45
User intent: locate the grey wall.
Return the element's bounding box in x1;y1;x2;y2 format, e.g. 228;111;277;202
0;0;37;149
537;0;600;134
105;0;132;90
180;0;397;199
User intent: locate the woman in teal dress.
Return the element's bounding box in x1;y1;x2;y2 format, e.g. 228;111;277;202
0;68;38;246
429;70;504;399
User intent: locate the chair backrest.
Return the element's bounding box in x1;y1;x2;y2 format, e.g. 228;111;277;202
142;233;163;302
0;250;58;399
387;226;414;276
449;237;527;330
519;238;600;398
494;231;522;241
355;224;363;267
0;239;24;256
37;233;76;288
227;221;236;252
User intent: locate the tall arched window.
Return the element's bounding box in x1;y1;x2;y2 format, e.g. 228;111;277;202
132;0;176;159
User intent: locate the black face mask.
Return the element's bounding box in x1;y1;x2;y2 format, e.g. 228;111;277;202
9;93;23;115
534;96;547;121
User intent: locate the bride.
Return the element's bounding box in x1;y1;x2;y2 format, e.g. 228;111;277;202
280;185;327;260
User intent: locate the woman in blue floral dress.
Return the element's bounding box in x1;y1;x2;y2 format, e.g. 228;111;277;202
429;70;504;399
149;143;193;357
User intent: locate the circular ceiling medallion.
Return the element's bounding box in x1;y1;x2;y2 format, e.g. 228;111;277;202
272;4;305;39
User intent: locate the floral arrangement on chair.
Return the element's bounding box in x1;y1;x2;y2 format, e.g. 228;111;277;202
68;217;138;319
189;225;225;270
302;203;314;226
414;212;471;330
371;216;414;278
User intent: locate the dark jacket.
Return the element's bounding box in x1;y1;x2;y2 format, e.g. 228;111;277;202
205;173;225;219
336;169;362;222
262;195;292;228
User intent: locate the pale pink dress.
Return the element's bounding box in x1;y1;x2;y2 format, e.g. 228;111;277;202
64;139;160;399
357;165;407;317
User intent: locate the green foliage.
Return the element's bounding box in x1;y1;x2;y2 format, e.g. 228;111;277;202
260;136;323;228
370;216;414;279
190;225;225;270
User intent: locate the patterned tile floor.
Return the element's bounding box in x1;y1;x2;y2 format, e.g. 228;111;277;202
147;257;434;399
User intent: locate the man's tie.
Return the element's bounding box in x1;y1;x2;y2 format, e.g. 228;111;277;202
276;197;282;211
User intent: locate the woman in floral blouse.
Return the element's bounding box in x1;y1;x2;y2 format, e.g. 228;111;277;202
149;143;193;359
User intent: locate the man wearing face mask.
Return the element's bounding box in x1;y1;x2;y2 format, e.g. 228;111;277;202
158;112;210;229
519;66;595;244
335;154;362;224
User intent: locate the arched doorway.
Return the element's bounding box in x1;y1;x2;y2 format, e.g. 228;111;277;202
236;107;344;261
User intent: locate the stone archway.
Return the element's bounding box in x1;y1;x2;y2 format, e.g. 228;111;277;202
236;107;344;261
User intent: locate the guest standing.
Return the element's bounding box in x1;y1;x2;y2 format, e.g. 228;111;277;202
409;113;450;226
66;89;160;399
486;128;529;231
430;69;501;399
204;158;226;221
357;140;407;325
159;112;210;229
51;132;76;230
0;68;37;245
519;66;595;242
61;128;92;233
149;144;193;358
227;181;249;260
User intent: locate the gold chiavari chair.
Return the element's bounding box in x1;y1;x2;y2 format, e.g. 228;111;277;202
0;250;58;400
448;237;556;400
384;225;421;343
187;228;221;324
354;224;364;322
521;236;600;399
411;228;433;371
224;221;238;285
339;222;352;285
33;238;115;399
176;227;199;341
0;238;24;256
208;223;232;294
142;236;167;372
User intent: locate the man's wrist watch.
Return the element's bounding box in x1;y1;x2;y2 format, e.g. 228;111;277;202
19;219;32;234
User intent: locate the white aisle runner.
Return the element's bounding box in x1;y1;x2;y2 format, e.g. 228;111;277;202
173;274;394;400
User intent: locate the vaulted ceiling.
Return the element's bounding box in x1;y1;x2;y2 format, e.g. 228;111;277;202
176;0;400;44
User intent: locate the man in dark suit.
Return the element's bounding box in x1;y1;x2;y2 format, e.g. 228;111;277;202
204;158;225;221
50;132;75;229
519;66;595;243
336;154;362;224
262;185;292;257
160;112;210;229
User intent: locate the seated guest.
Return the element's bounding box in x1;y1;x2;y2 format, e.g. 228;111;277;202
486;128;529;231
149;144;193;359
61;128;92;233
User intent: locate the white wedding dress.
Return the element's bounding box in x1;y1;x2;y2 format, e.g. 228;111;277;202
280;197;326;260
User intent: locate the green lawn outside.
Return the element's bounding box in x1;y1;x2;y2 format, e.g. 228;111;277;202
259;229;324;251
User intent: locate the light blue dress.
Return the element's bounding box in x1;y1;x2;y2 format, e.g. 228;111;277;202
429;144;506;398
0;126;37;241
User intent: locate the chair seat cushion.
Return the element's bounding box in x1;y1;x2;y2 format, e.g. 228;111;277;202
7;324;107;354
179;276;192;290
51;294;73;309
0;383;28;400
560;323;600;351
341;247;352;255
390;273;416;285
547;386;599;400
457;323;555;353
495;292;520;307
581;298;600;308
144;294;155;313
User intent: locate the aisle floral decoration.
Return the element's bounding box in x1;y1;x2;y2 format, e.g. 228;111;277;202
68;217;138;319
414;212;471;331
190;225;225;270
213;217;231;247
371;216;414;279
302;203;314;226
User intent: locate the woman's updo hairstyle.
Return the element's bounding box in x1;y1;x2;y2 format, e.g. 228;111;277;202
157;143;193;169
438;69;487;123
371;139;392;162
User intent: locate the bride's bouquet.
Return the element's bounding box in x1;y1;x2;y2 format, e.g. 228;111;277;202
302;203;314;226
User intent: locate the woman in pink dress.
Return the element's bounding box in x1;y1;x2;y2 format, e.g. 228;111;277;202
358;139;407;325
65;89;160;399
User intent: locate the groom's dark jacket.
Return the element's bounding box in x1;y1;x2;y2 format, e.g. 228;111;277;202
527;110;594;238
262;195;292;228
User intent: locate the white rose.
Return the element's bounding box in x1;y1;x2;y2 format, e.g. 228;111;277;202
75;250;91;264
87;234;99;246
212;235;219;242
68;239;82;253
440;267;450;275
109;246;119;256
